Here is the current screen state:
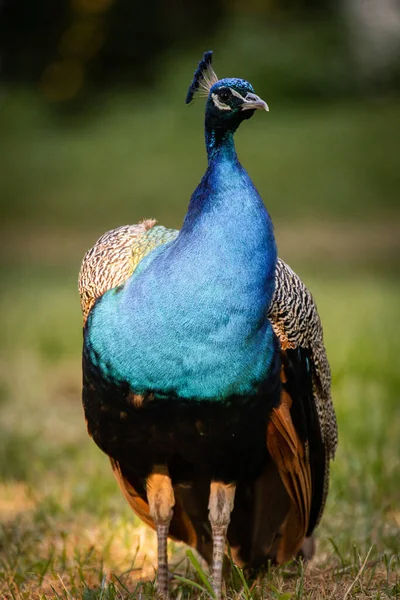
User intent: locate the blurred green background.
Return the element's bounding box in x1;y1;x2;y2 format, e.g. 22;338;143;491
0;0;399;597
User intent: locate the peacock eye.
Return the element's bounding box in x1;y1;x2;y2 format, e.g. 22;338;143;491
219;90;230;102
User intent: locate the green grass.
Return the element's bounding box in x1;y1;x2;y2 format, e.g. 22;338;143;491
0;264;398;599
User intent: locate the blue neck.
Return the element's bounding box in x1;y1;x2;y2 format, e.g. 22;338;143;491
205;122;237;163
180;123;276;281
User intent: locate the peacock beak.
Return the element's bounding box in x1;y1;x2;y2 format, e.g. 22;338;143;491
240;93;269;112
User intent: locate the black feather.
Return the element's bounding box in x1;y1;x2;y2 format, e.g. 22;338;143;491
185;50;213;104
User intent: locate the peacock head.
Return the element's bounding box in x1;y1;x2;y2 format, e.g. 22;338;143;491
186;51;268;132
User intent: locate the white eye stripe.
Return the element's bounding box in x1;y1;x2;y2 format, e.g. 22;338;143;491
229;88;246;101
211;93;232;111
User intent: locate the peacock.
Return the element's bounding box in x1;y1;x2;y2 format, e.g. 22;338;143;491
79;51;337;599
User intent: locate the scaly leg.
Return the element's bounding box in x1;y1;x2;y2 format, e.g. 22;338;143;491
146;466;175;599
208;481;236;600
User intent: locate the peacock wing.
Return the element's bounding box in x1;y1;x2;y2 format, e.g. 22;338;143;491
266;349;322;562
78;221;179;324
267;259;338;546
228;349;320;567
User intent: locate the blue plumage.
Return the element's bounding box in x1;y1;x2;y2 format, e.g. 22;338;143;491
86;138;277;399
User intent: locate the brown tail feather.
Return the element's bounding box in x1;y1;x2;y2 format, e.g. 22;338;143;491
266;383;312;563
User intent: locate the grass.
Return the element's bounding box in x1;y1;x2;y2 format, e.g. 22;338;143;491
0;262;399;599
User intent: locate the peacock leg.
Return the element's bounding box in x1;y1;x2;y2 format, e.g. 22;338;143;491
208;481;236;600
146;466;175;599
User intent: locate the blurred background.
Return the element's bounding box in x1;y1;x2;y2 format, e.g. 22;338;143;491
0;0;399;596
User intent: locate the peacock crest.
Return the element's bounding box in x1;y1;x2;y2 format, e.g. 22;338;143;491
185;50;219;104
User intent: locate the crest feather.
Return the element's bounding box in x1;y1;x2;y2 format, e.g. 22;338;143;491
185;51;219;104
